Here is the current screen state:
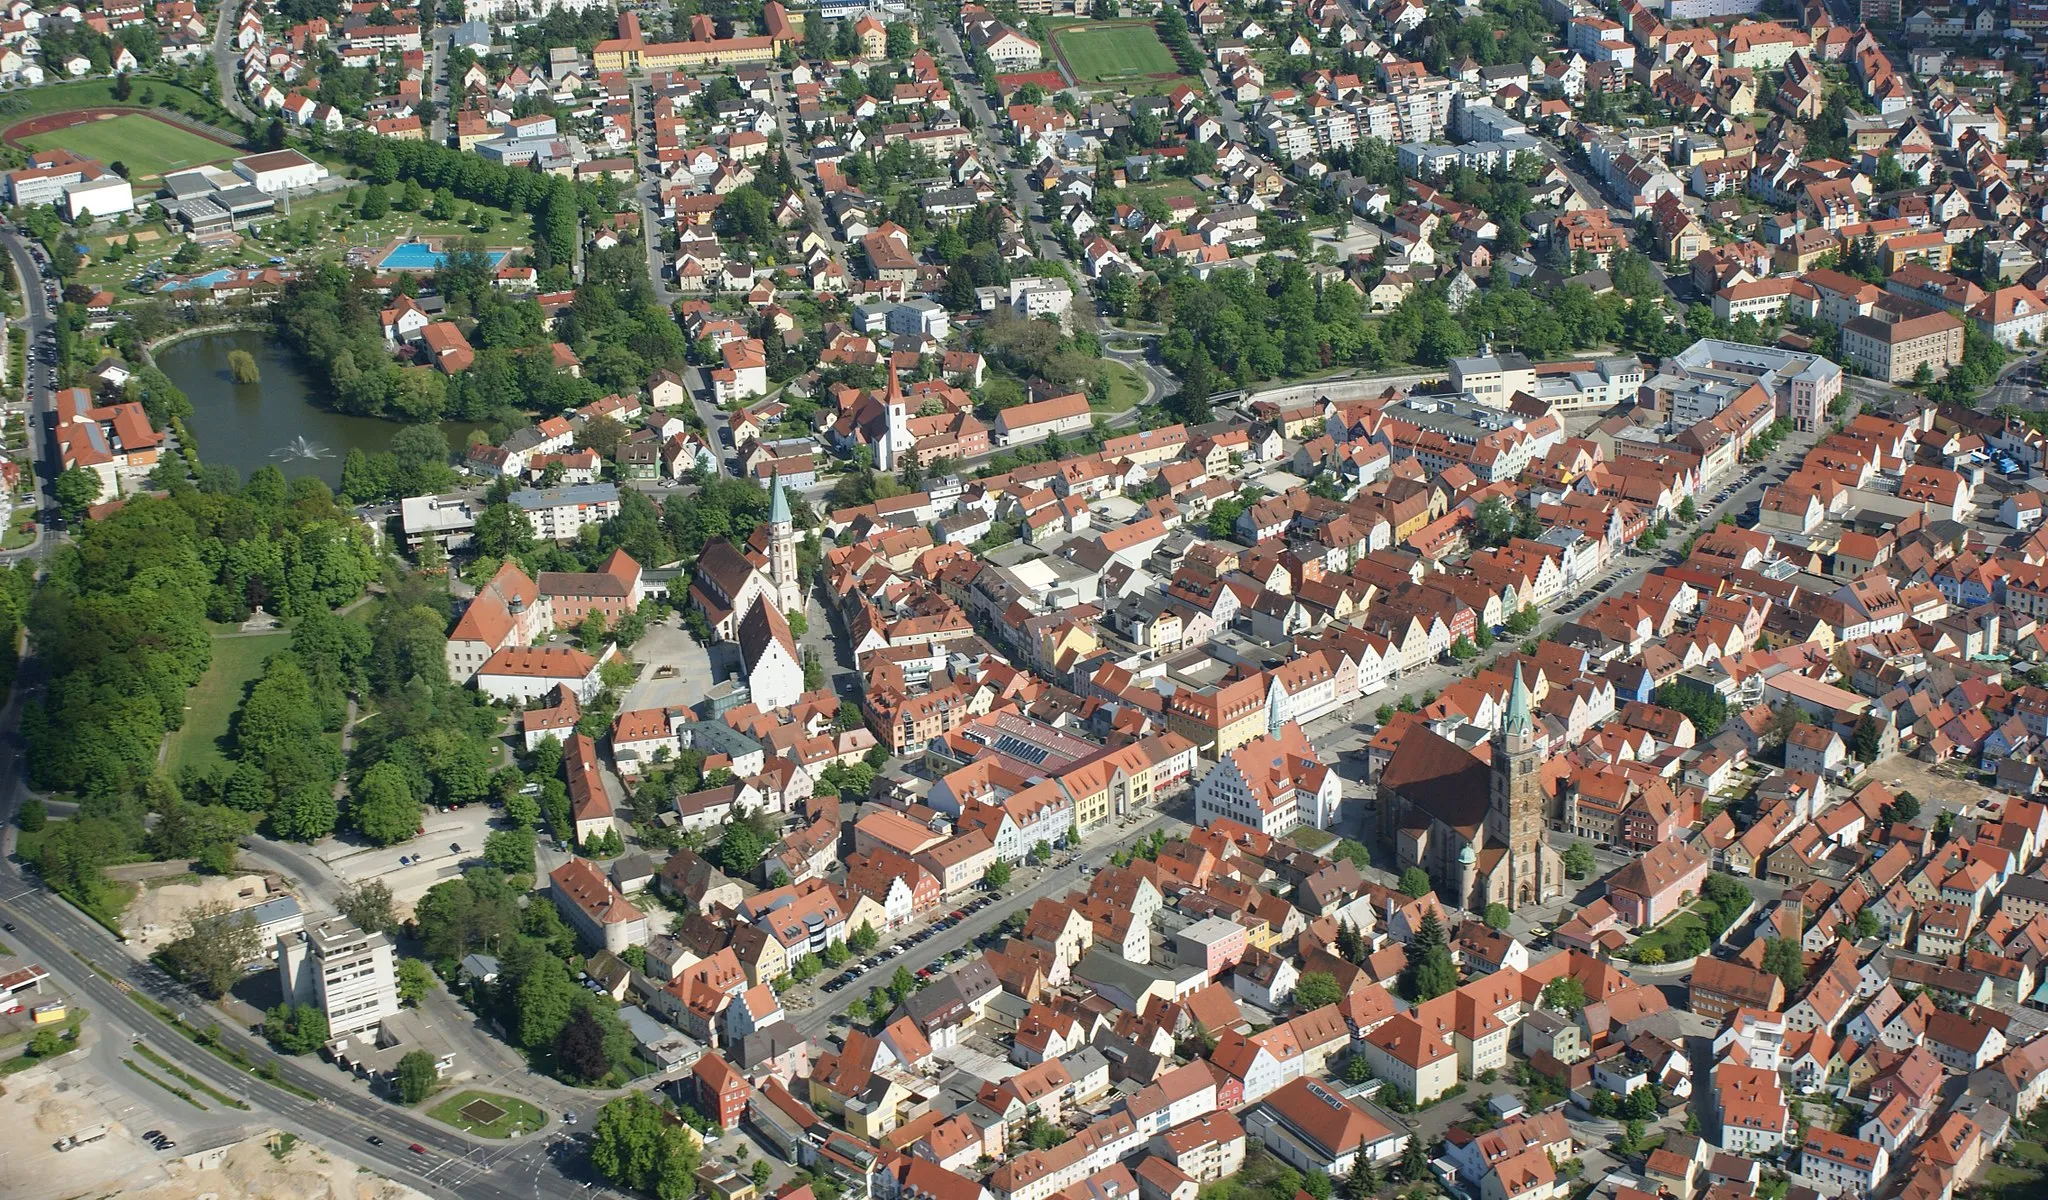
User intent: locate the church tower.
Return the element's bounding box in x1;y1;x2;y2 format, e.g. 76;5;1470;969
875;364;910;472
1487;664;1557;908
767;471;800;614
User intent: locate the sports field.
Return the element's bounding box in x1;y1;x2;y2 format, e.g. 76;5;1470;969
19;112;233;181
1051;21;1182;86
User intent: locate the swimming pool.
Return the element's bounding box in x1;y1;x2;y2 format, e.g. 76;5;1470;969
159;268;237;291
379;242;512;271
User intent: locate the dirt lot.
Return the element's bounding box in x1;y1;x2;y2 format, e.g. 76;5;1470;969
1;1063;423;1200
116;871;285;949
1866;753;2010;822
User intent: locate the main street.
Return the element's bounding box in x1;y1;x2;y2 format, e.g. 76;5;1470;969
2;229;62;559
788;804;1191;1038
208;0;256;126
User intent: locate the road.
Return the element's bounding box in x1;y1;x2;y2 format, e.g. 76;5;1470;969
209;0;256;126
1;229;61;558
788;805;1189;1038
428;26;451;145
0;682;593;1196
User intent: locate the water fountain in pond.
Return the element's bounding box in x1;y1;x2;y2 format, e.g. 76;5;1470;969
274;435;332;462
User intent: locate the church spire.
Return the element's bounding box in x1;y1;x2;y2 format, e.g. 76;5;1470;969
769;468;790;527
1505;663;1532;740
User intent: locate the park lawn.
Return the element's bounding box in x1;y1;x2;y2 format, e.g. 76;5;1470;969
1980;1163;2043;1200
20;113;231;182
427;1089;547;1138
164;630;290;776
1627;904;1707;963
1095;361;1146;413
0;76;228;125
78;184;528;301
1051;21;1182;85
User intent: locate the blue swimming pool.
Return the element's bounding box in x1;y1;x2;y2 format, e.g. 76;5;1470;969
379;242;511;271
159;268;237;291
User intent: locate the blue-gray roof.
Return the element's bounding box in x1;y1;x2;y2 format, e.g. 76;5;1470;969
510;483;620;511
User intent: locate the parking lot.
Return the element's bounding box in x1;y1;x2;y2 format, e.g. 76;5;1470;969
814;893;1003;996
314;804;503;917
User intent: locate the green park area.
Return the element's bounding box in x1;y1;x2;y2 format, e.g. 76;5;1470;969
19;113;232;183
429;1090;547;1138
1095;361;1146;412
164;630;290;776
1051;21;1184;86
0;75;226;123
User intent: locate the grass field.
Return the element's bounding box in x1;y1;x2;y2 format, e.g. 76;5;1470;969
0;76;228;124
428;1089;546;1138
1626;904;1707;963
1051;21;1182;86
20;113;231;182
1096;361;1146;412
164;631;289;776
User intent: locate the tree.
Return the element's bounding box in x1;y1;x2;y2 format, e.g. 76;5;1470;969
484;828;535;874
1853;908;1881;940
717;822;767;878
263;1003;329;1054
16;796;44;832
396;1049;438;1103
1474;496;1513;547
554;1007;611;1082
1762;937;1806;993
54;466;101;521
1851;716;1884;763
849;921;879;953
160;901;259;998
591;1091;698;1194
1401;911;1458;1001
1624;1083;1659;1120
353;762;421;845
337;880;397;933
397;957;433;1007
1881;792;1921;824
28;1028;65;1059
1653;682;1729;739
1294;971;1342;1010
1398;867;1433;898
1483;903;1512;931
890;965;918;1004
1563;841;1596;880
986;859;1012;888
1541;975;1587;1013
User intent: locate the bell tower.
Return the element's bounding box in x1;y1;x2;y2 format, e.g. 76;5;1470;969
1488;664;1554;908
767;471;799;614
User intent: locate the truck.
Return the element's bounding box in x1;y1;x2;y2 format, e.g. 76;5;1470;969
56;1125;108;1151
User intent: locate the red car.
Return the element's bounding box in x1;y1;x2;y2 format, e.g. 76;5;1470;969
409;1144;427;1155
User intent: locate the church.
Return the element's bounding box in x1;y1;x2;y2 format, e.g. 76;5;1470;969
688;473;807;711
1376;666;1564;912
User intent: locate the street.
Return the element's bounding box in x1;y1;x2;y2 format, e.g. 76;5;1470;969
1;228;60;560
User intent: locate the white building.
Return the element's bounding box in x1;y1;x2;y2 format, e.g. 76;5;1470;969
233;148;330;194
510;483;621;542
475;645;606;704
63;173;132;222
1192;720;1342;835
277;917;398;1038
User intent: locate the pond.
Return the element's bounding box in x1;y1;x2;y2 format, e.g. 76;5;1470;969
154;331;487;490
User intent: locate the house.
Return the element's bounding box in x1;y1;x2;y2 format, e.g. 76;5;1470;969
1242;1078;1409;1176
549;858;651;955
1605;840;1708;928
